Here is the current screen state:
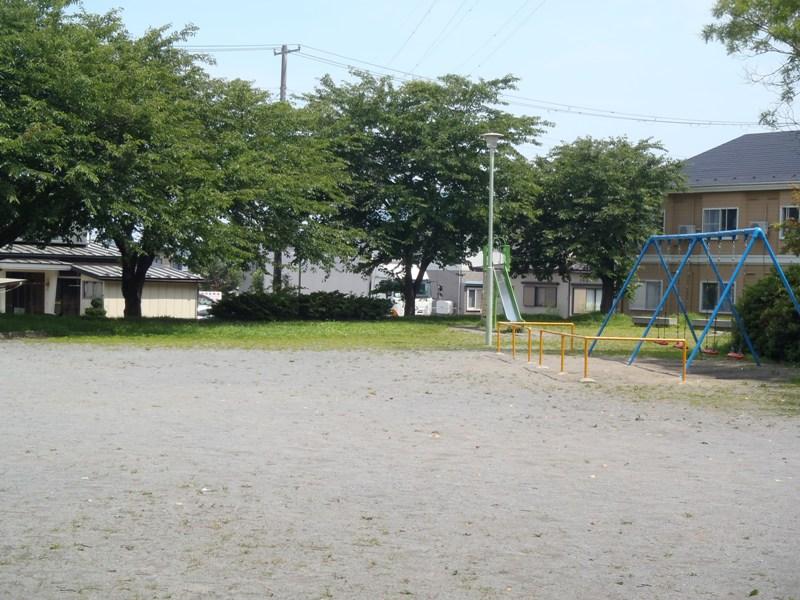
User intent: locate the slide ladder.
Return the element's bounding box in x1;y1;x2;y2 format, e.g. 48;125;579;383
492;264;522;323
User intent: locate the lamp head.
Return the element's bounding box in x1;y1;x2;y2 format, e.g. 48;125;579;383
481;132;503;150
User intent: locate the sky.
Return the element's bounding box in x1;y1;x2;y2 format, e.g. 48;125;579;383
78;0;788;160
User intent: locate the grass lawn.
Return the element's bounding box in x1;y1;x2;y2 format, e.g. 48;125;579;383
0;311;733;358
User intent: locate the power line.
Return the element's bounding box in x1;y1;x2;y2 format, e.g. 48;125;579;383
179;43;285;52
471;0;548;73
411;0;472;72
387;0;440;66
180;42;766;128
295;50;762;127
456;0;531;72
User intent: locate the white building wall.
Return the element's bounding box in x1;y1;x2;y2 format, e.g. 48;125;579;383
100;281;198;318
95;279;123;317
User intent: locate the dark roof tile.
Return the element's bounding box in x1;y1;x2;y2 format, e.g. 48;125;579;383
684;131;800;189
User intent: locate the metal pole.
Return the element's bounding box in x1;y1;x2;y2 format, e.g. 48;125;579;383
583;338;589;379
591;238;653;353
538;329;544;367
559;335;566;374
511;325;517;358
484;147;495;345
527;328;532;363
682;340;687;384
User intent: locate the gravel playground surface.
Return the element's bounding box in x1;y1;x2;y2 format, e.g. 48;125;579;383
1;342;798;599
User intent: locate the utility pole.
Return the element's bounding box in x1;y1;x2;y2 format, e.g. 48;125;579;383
271;44;300;291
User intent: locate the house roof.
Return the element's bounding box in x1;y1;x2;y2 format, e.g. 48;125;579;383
0;242;120;260
72;263;204;283
683;130;800;191
0;242;203;283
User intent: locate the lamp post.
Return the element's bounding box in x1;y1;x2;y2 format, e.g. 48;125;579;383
481;132;503;345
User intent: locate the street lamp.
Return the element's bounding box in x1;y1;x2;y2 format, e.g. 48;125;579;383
481;132;503;345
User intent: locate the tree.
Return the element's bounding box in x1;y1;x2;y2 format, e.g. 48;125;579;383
307;72;546;316
77;21;226;318
0;0;105;246
212;80;353;291
509;137;685;314
703;0;800;125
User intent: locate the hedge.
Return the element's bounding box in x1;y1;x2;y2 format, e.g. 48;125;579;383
732;265;800;363
210;290;392;321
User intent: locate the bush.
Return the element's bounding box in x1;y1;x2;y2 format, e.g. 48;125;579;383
83;297;107;318
732;265;800;363
210;290;392;321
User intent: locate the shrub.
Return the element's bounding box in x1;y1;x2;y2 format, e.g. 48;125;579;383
210;290;392;321
732;265;800;363
83;297;107;318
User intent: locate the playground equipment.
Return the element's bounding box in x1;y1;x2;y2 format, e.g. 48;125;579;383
496;321;575;358
484;243;524;329
496;324;688;383
592;227;800;371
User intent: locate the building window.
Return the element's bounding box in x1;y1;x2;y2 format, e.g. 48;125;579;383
700;281;735;313
83;281;103;299
702;208;738;234
522;284;557;308
572;286;602;314
465;287;482;311
780;206;799;239
631;280;663;310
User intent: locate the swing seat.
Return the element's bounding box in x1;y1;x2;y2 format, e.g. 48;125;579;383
701;347;719;356
652;340;669;346
727;351;745;360
673;340;686;349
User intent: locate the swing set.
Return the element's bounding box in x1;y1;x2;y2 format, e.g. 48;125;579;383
592;227;800;372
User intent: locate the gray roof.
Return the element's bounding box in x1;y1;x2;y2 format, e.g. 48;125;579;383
683;130;800;190
0;242;119;260
0;258;71;267
0;242;203;282
72;263;204;283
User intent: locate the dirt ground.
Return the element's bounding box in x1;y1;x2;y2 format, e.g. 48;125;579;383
1;342;798;599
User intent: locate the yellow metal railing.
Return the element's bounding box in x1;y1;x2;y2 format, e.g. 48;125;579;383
544;329;687;383
498;325;688;383
496;321;575;358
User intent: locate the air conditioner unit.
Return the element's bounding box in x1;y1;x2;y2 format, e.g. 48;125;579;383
678;224;696;235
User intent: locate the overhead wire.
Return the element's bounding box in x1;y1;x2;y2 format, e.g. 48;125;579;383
456;0;531;72
471;0;549;73
387;0;440;66
180;43;766;128
410;0;473;72
295;50;762;127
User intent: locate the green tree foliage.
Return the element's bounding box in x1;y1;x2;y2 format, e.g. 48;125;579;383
208;80;353;291
776;190;800;253
732;265;800;362
510;137;684;313
78;21;226;318
781;219;800;254
0;0;105;246
306;72;545;316
703;0;800;124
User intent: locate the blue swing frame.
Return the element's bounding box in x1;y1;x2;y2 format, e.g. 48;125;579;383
591;227;800;371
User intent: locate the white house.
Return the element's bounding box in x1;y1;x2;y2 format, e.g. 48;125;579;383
0;240;203;318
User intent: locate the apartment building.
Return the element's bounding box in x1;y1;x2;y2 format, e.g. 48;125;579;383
631;131;800;317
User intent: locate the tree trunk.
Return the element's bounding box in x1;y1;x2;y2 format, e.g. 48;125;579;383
402;260;415;317
116;238;155;318
600;276;617;314
272;249;283;292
